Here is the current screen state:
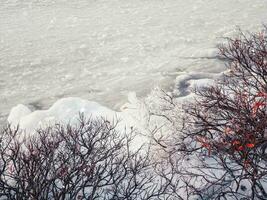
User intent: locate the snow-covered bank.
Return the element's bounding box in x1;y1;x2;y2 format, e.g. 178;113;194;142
7;70;217;150
8;97;118;131
7;96;154;150
1;0;267;125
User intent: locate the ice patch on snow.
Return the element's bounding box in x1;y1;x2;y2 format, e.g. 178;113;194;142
174;71;223;97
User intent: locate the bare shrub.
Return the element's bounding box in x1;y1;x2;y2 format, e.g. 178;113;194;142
167;28;267;199
146;27;267;200
0;116;172;200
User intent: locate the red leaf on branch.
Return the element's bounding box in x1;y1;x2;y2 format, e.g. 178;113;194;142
246;143;255;148
256;91;267;98
252;101;266;117
196;136;211;155
253;101;266;109
237;145;244;151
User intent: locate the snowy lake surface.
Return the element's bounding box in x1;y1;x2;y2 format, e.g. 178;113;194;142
1;0;267;125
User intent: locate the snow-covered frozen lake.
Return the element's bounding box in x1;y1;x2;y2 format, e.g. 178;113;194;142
0;0;267;124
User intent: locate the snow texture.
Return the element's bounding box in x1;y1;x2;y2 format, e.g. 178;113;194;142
1;0;267;125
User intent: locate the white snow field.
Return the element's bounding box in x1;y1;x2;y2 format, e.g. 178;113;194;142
1;0;267;126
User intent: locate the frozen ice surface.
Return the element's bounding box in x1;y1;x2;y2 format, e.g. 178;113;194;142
1;0;267;124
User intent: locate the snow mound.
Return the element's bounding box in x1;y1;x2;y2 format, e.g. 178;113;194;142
7;104;32;127
7;97;150;151
8;97;115;132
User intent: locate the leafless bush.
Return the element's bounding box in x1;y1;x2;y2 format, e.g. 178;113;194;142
145;27;267;200
0;115;173;200
166;28;267;199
